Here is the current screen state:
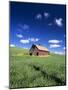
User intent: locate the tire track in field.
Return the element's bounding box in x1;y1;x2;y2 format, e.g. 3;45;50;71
32;65;65;85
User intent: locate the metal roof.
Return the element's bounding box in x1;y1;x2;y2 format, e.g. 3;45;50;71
35;44;49;51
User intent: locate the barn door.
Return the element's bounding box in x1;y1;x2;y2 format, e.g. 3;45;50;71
36;52;39;56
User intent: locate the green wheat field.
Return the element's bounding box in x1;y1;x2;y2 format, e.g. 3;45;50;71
9;47;66;89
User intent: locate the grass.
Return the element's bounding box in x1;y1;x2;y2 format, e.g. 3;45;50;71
9;47;66;89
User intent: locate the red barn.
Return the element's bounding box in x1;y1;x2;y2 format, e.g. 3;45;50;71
29;44;49;56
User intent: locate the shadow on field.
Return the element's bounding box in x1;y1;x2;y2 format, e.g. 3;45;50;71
32;65;66;85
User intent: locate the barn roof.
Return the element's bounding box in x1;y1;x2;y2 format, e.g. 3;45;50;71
35;44;49;51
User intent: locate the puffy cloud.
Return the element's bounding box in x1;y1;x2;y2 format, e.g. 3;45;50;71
35;38;39;42
29;38;39;42
18;24;29;30
35;14;42;19
10;44;15;47
50;44;61;48
49;40;62;48
54;51;65;55
20;39;29;44
48;39;62;44
23;24;29;30
44;12;49;18
16;34;23;38
55;18;63;27
20;37;39;44
35;12;49;20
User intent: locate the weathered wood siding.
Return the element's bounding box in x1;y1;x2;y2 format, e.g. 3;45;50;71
32;47;39;55
38;50;49;55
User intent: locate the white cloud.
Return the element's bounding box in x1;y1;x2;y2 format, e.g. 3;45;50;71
50;44;61;48
16;34;23;38
36;14;42;19
55;18;63;27
36;12;49;20
54;51;65;55
19;24;29;30
36;38;39;42
20;39;29;44
23;24;29;30
28;38;39;42
44;12;49;18
20;37;39;44
48;39;62;44
10;44;15;47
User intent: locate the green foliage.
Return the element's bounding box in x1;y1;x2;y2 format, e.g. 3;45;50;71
9;47;66;89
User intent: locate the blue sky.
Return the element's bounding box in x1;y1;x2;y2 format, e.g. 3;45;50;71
10;2;66;55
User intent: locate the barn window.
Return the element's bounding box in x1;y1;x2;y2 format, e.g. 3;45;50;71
36;52;39;56
30;53;32;56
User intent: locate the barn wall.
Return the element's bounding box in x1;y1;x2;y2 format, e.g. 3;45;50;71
29;46;38;55
32;47;39;55
38;50;49;55
32;47;49;56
